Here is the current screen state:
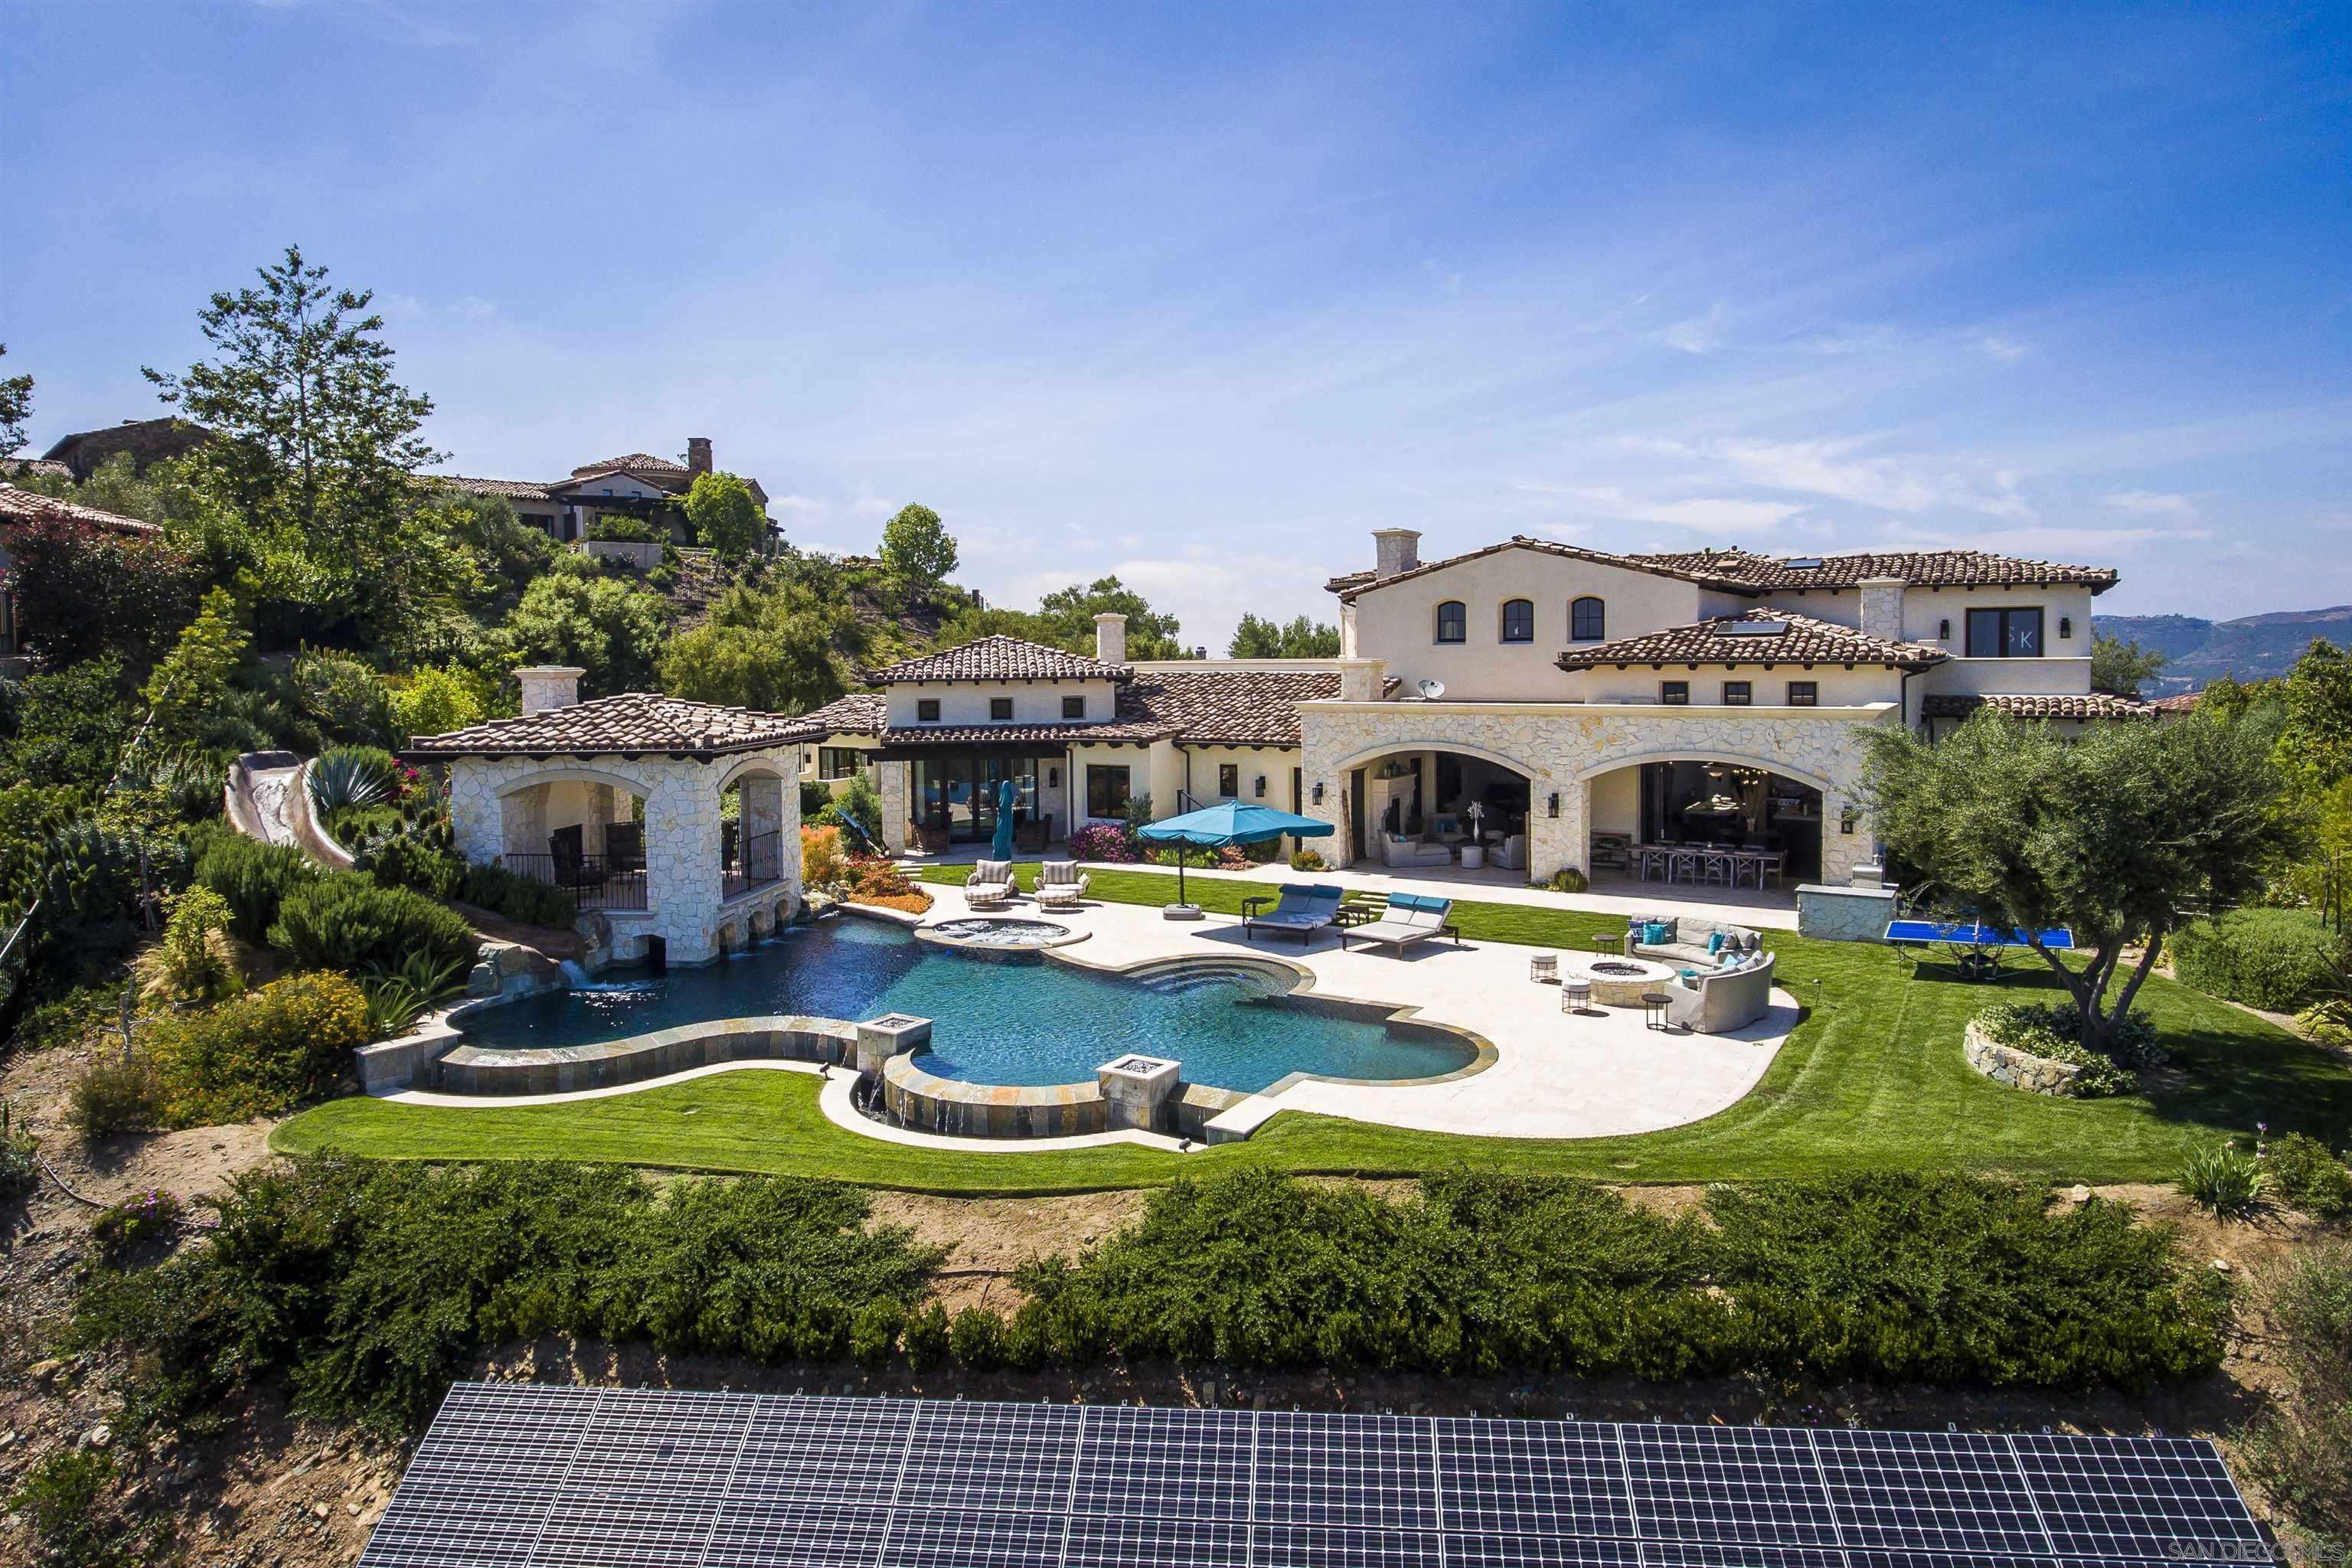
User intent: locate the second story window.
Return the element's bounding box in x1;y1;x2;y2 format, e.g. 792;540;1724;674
1062;695;1085;719
1966;607;2044;658
1723;681;1753;706
1661;681;1689;704
1436;600;1466;643
1218;763;1239;797
990;697;1014;720
1500;599;1535;642
818;746;864;780
1571;596;1606;641
916;698;941;722
1786;681;1818;707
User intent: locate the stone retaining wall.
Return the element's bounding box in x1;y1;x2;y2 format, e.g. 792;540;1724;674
1962;1018;2083;1096
435;1015;855;1096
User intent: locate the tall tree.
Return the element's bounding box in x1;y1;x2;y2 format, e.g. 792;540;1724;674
1864;707;2291;1056
1230;612;1341;658
2278;639;2352;796
0;342;31;456
683;471;766;559
2090;632;2168;698
880;502;959;594
495;557;671;697
658;576;867;714
1038;576;1185;658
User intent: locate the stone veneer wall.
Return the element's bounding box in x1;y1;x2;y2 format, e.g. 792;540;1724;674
1296;701;1893;886
1961;1018;2084;1096
448;746;802;965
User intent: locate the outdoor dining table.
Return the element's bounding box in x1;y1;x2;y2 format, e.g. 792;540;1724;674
1630;843;1784;889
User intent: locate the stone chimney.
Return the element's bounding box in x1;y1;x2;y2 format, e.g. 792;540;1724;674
1857;576;1906;644
1093;612;1128;665
1337;657;1386;702
1373;528;1422;579
686;436;713;475
517;665;585;714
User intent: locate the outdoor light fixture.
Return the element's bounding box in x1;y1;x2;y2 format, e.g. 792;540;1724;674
1312;782;1326;805
2060;616;2073;639
1840;806;1860;835
1939;618;1951;639
1253;776;1266;797
1047;767;1060;787
1547;792;1560;818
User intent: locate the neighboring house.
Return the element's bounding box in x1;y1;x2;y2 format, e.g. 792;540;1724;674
433;437;773;547
39;416;211;479
0;483;164;662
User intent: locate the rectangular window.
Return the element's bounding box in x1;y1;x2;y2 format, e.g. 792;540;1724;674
916;698;941;722
1661;681;1689;704
990;697;1014;720
818;746;864;780
1218;763;1239;797
1786;681;1818;707
1086;765;1132;818
1965;606;2045;658
1436;601;1466;643
1723;681;1753;706
1062;694;1085;719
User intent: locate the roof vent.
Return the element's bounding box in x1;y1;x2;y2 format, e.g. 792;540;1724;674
1781;557;1824;570
1717;620;1789;636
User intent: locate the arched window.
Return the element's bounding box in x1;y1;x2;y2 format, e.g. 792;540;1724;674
1500;599;1534;642
1435;600;1466;643
1571;596;1606;641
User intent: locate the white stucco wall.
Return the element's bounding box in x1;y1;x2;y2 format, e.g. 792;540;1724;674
884;678;1119;728
1577;663;1903;707
1174;743;1302;808
1296;699;1894;887
1067;741;1178;826
448;747;802;965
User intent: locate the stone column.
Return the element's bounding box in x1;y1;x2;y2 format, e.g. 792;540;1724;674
501;782;548;860
1533;777;1584;884
588;784;615;855
879;761;909;854
857;1013;930;1079
740;773;784;880
1857;576;1906;643
1336;658;1385;702
449;765;501;865
644;762;723;963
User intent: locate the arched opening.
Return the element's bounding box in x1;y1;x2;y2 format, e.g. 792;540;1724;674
1587;756;1822;887
720;763;790;900
495;773;647;910
1341;743;1539;874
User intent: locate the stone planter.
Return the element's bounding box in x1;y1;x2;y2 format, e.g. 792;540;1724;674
1962;1018;2084;1096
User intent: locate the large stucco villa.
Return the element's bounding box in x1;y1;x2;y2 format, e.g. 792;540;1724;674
793;530;2149;890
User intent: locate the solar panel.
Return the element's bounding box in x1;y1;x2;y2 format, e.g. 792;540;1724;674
360;1386;2270;1568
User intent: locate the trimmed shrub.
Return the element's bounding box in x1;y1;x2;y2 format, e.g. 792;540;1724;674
146;971;371;1122
459;861;577;929
902;1301;952;1370
1066;822;1140;862
1289;848;1327;872
2171;907;2349;1012
850;1300;904;1365
193;831;320;943
949;1305;1004;1369
2266;1132;2352;1220
1973;1000;2158;1096
357;832;462;900
1547;866;1590;893
268;871;480;977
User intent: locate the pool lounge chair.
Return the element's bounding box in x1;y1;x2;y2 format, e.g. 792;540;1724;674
1031;860;1089;909
1338;893;1461;954
1242;883;1345;945
965;859;1018;907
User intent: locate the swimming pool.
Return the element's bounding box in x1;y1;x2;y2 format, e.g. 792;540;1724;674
459;916;1478;1093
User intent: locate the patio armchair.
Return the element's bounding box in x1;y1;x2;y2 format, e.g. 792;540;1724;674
965;859;1018;907
1662;951;1776;1035
1031;860;1089;908
1241;883;1346;945
1338;893;1461;954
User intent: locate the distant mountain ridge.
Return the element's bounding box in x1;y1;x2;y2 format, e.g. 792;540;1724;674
2093;605;2352;694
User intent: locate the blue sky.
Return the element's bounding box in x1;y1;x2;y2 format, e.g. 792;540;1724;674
5;2;2348;647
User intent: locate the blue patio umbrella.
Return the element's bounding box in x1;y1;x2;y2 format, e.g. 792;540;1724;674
1135;799;1334;909
990;779;1018;862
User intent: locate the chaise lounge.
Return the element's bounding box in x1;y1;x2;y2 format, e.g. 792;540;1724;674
965;859;1018;907
1338;892;1461;954
1242;883;1345;945
1031;861;1089;909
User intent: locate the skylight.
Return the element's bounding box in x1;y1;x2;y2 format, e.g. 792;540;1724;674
1717;619;1789;635
1781;557;1824;570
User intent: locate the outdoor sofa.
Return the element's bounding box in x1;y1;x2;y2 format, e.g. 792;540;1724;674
1241;884;1345;945
1623;913;1763;967
1381;832;1453;868
1663;950;1777;1034
1031;861;1089;909
965;859;1018;907
1338;892;1461;954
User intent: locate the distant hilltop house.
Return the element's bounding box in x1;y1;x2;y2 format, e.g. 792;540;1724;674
2;416;212;484
431;437;774;547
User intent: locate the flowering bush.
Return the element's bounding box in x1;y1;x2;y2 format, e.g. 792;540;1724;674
801;825;846;890
1067;822;1141;862
842;855;932;915
89;1188;184;1261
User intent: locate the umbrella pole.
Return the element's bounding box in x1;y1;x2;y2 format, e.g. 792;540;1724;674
1177;846;1186;906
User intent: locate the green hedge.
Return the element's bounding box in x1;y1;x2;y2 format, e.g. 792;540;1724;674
460;862;577;929
267;871;479;978
148;972;371;1124
2171;907;2347;1012
193;831;321;943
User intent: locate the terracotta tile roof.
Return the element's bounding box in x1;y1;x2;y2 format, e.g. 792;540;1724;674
1328;536;1761;599
1629;547;2121;593
573;452;686;478
868;634;1132;684
790;692;889;737
1555;609;1949;670
433;474;556;502
877;719;1168;747
2150;691;2200;713
0;458;74;482
405;694;820;757
0;483;163;536
1125;668;1355;744
1919;691;2158;721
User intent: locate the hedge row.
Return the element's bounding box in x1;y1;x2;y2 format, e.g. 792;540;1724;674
2171;907;2348;1012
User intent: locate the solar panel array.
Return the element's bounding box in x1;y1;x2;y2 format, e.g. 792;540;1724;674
360;1383;2267;1568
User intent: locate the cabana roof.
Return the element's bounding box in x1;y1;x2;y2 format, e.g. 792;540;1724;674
406;694;821;759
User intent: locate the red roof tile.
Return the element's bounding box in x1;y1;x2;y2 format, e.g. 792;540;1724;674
1555;609;1947;670
1919;691;2157;721
0;483;163;536
868;635;1132;684
405;694;822;757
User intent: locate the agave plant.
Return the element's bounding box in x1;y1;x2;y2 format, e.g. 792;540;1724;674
361;949;472;1038
2178;1142;2269;1220
307;747;393;815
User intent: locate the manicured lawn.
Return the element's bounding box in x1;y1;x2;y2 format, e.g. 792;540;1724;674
273;863;2352;1194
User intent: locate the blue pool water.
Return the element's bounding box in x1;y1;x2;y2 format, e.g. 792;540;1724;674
460;916;1476;1093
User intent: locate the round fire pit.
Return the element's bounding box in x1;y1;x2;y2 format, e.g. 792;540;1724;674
1559;952;1681;1007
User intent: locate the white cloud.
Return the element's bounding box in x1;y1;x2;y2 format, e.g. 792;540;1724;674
1625;498;1807;531
1704;436;2034;520
1658;301;1730;355
2102;489;2197;518
1978;334;2029;361
767;493;823;515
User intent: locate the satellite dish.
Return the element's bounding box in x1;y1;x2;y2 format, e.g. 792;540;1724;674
1418;678;1446;701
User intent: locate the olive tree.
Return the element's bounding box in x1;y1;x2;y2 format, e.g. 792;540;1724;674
682;471;766;558
1864;707;2291;1054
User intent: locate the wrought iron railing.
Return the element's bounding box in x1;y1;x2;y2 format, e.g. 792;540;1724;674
502;854;649;911
724;828;783;900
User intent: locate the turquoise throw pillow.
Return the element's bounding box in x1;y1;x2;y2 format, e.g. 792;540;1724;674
1643;921;1671;945
1707;931;1724;955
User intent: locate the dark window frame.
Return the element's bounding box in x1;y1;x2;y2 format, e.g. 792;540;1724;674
1086;764;1132;819
1499;598;1536;643
1062;694;1085;719
916;697;941;722
817;746;864;780
1785;681;1818;707
1435;600;1467;644
1217;762;1239;798
1965;606;2046;658
989;696;1014;720
1661;681;1689;705
1722;681;1753;706
1570;596;1606;641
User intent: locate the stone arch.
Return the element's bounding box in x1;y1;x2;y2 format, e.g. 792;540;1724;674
712;752;795;792
491;763;657;799
1327;738;1554;784
1570;747;1834;794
